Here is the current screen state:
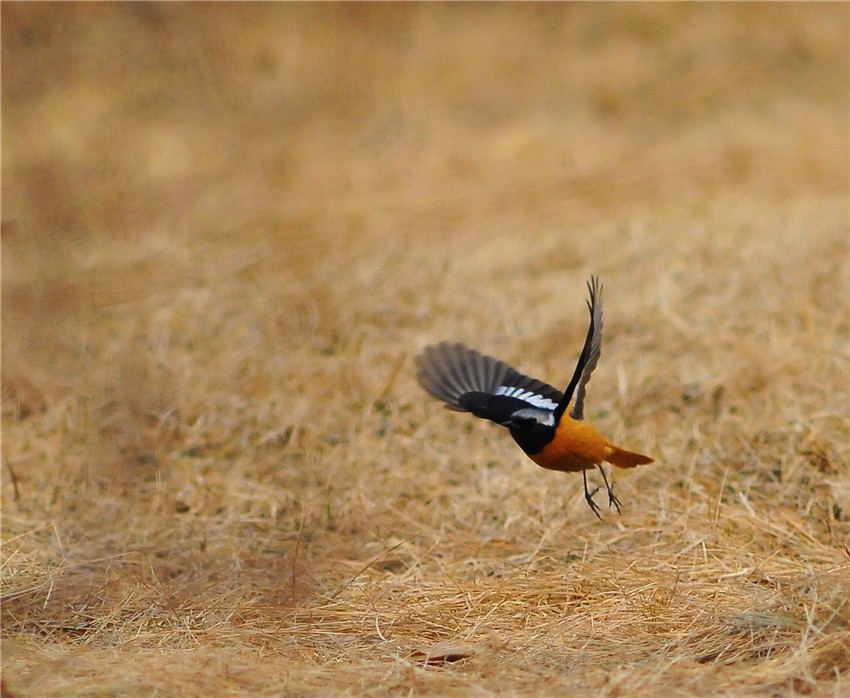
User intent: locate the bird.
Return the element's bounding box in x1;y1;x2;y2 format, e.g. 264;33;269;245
415;276;653;518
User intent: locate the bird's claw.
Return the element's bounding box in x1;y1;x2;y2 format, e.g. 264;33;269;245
585;485;603;520
607;482;622;514
584;468;622;519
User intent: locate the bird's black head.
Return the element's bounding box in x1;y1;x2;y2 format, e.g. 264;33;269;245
503;408;557;456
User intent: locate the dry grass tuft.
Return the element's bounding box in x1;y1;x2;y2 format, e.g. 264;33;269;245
2;4;849;696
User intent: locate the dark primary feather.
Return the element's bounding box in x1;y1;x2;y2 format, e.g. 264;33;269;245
415;342;563;425
456;391;543;425
554;275;604;422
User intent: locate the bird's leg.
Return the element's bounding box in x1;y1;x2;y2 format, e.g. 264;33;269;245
583;470;603;519
597;465;621;514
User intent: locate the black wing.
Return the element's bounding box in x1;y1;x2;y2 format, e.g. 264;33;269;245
554;275;603;422
415;342;563;425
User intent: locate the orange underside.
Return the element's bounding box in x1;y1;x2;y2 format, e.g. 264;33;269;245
528;417;654;473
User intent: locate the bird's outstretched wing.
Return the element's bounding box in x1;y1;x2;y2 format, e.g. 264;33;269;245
554;275;603;422
415;342;563;425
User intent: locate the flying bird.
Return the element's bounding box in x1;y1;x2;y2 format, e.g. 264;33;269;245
415;276;653;518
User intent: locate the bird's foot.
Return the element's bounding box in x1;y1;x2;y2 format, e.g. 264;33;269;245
607;484;622;514
596;465;622;515
584;484;603;520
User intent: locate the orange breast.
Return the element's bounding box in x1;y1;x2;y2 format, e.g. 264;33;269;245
528;417;608;473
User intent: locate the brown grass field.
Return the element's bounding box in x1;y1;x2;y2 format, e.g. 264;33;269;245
2;4;849;696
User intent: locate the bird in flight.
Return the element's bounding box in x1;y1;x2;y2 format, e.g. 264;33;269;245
415;276;653;518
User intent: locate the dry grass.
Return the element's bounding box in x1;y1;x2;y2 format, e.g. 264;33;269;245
2;4;849;696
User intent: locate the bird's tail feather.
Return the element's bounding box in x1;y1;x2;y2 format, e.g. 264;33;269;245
604;444;654;469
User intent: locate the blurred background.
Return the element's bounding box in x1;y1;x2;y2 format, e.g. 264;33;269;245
4;4;845;268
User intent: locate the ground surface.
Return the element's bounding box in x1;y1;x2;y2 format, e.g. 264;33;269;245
2;4;849;697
